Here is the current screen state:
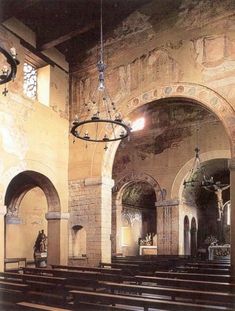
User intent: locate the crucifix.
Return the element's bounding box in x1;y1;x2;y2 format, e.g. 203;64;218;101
202;181;230;221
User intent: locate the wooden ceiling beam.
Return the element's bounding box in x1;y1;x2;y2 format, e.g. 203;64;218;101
0;0;41;23
38;22;96;51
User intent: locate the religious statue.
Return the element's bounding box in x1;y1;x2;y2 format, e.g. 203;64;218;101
202;181;230;221
34;230;47;253
139;233;154;246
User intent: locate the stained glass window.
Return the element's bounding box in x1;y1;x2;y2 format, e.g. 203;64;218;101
23;63;37;99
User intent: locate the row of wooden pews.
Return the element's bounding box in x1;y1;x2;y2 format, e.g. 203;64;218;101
0;256;233;310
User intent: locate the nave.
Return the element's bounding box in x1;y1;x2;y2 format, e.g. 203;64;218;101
1;0;235;310
0;255;234;311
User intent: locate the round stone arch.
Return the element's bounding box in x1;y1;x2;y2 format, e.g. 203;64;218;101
102;82;235;179
112;172;162;254
113;172;163;205
171;150;231;201
4;170;61;214
3;170;68;267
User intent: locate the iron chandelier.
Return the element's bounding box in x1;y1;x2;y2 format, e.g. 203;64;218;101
0;44;20;95
183;127;214;188
70;0;131;148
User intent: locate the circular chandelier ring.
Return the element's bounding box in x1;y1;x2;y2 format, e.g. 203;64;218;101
0;46;19;85
71;119;131;142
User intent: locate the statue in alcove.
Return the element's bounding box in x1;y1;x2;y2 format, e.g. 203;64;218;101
34;230;47;253
33;230;47;267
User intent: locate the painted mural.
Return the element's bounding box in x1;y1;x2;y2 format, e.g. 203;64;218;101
113;100;218;174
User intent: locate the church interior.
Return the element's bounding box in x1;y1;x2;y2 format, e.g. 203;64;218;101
0;0;235;310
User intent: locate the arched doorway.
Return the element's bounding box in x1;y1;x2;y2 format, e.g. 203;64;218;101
120;181;156;256
184;216;190;255
101;83;234;266
4;170;61;268
112;173;161;256
191;217;197;257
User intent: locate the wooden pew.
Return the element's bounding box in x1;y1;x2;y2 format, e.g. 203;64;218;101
100;262;139;269
0;278;29;310
70;289;234;311
155;270;233;283
135;275;235;292
0;271;67;305
0;271;66;287
4;258;26;272
0;279;28;292
51;264;123;274
22;267;134;286
186;262;231;269
17;302;72;311
175;266;230;275
98;281;235;306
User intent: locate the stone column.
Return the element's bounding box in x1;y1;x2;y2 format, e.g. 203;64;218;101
156;200;179;255
45;212;70;265
100;177;114;264
112;200;122;255
229;159;235;276
69;176;114;267
0;206;6;271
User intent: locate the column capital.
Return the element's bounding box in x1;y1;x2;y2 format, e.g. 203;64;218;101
229;158;235;171
45;211;70;220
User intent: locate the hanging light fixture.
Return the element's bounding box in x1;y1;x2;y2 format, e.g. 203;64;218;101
0;44;20;96
183;126;214;188
70;0;131;149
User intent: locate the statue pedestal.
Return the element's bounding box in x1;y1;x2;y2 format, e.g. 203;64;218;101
34;252;47;267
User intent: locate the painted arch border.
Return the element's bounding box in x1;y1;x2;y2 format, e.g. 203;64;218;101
124;83;235;153
103;82;235;178
113;171;162;204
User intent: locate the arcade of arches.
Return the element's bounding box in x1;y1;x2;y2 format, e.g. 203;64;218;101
1;0;235;278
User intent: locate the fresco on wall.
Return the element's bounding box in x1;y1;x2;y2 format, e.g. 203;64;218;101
113;100;218;174
0;111;28;160
122;181;156;209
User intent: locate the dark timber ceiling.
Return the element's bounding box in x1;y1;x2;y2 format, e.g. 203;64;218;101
0;0;153;67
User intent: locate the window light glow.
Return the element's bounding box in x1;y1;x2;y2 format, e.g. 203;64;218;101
131;117;145;132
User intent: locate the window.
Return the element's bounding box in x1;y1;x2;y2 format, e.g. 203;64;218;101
131;117;145;132
23;63;37;99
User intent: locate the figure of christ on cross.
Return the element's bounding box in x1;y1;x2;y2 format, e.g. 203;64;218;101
202;182;230;221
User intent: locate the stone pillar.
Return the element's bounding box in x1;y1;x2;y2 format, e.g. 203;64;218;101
0;206;6;272
69;176;114;267
112;200;122;255
45;212;70;266
229;159;235;276
100;177;114;264
156;200;179;255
